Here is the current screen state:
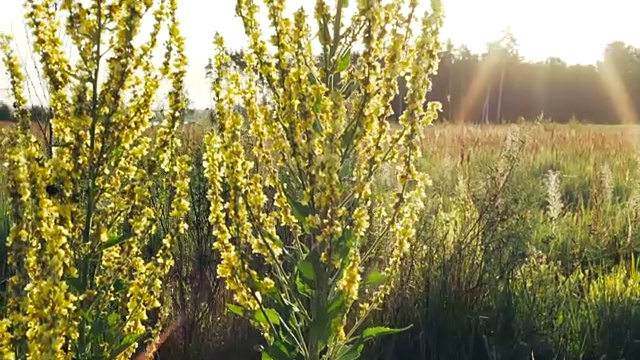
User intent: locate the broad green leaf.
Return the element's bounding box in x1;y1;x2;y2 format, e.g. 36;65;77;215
295;274;313;297
364;270;389;288
309;308;331;353
340;158;353;180
226;303;245;317
298;259;315;281
341;0;350;7
81;309;93;323
65;276;83;293
310;289;347;353
337;51;351;72
91;316;107;337
362;324;413;341
254;308;281;326
112;145;123;161
261;342;292;360
283;189;310;225
332;229;355;271
327;292;345;314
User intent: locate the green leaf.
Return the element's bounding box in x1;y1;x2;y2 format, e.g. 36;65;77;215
317;20;330;46
295;274;313;297
113;278;126;293
341;0;350;7
263;230;285;251
333;228;354;265
109;332;146;359
335;343;364;360
107;313;120;327
97;233;132;253
337;51;351;72
362;325;413;341
283;189;310;225
364;270;389;288
307;72;318;85
309;311;331;354
65;276;83;293
254;308;281;327
91;316;107;338
298;259;315;281
339;158;353;180
313;116;323;132
341;125;356;150
112;145;123;161
327;292;345;314
261;343;292;360
309;291;346;354
226;303;245;317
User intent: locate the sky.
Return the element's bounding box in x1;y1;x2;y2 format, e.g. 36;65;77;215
0;0;638;109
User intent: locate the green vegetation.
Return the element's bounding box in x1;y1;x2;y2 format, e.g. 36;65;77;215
6;122;640;359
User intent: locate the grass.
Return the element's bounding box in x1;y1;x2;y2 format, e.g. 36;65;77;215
3;121;640;359
366;122;640;360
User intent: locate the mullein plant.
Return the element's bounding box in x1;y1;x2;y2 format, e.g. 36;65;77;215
203;0;443;359
0;0;190;359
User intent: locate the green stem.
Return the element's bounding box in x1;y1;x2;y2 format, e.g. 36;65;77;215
79;1;103;354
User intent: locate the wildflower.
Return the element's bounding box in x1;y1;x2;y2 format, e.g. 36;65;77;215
544;169;563;222
0;0;190;357
205;0;444;358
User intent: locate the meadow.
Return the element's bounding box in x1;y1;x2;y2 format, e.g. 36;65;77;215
4;120;640;359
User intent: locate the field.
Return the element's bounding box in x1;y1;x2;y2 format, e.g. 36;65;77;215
3;121;640;359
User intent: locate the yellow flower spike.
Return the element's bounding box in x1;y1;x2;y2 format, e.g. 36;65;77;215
1;0;190;358
205;0;443;358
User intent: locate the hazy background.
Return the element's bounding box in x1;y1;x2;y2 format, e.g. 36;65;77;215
0;0;638;109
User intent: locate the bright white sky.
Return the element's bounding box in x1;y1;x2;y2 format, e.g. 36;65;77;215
0;0;638;108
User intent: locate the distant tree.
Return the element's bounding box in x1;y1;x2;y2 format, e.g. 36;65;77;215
0;101;13;121
205;58;214;108
495;27;520;123
183;89;195;117
29;105;52;123
482;27;520;123
597;41;640;123
441;39;455;121
204;58;214;80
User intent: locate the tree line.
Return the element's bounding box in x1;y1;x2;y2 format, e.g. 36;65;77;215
419;32;640;124
0;102;52;123
216;30;640;124
214;31;640;125
3;31;638;125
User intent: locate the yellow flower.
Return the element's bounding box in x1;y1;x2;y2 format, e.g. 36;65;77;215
204;0;444;354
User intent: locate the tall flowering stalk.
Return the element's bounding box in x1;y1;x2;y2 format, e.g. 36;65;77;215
0;0;190;358
203;0;443;358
